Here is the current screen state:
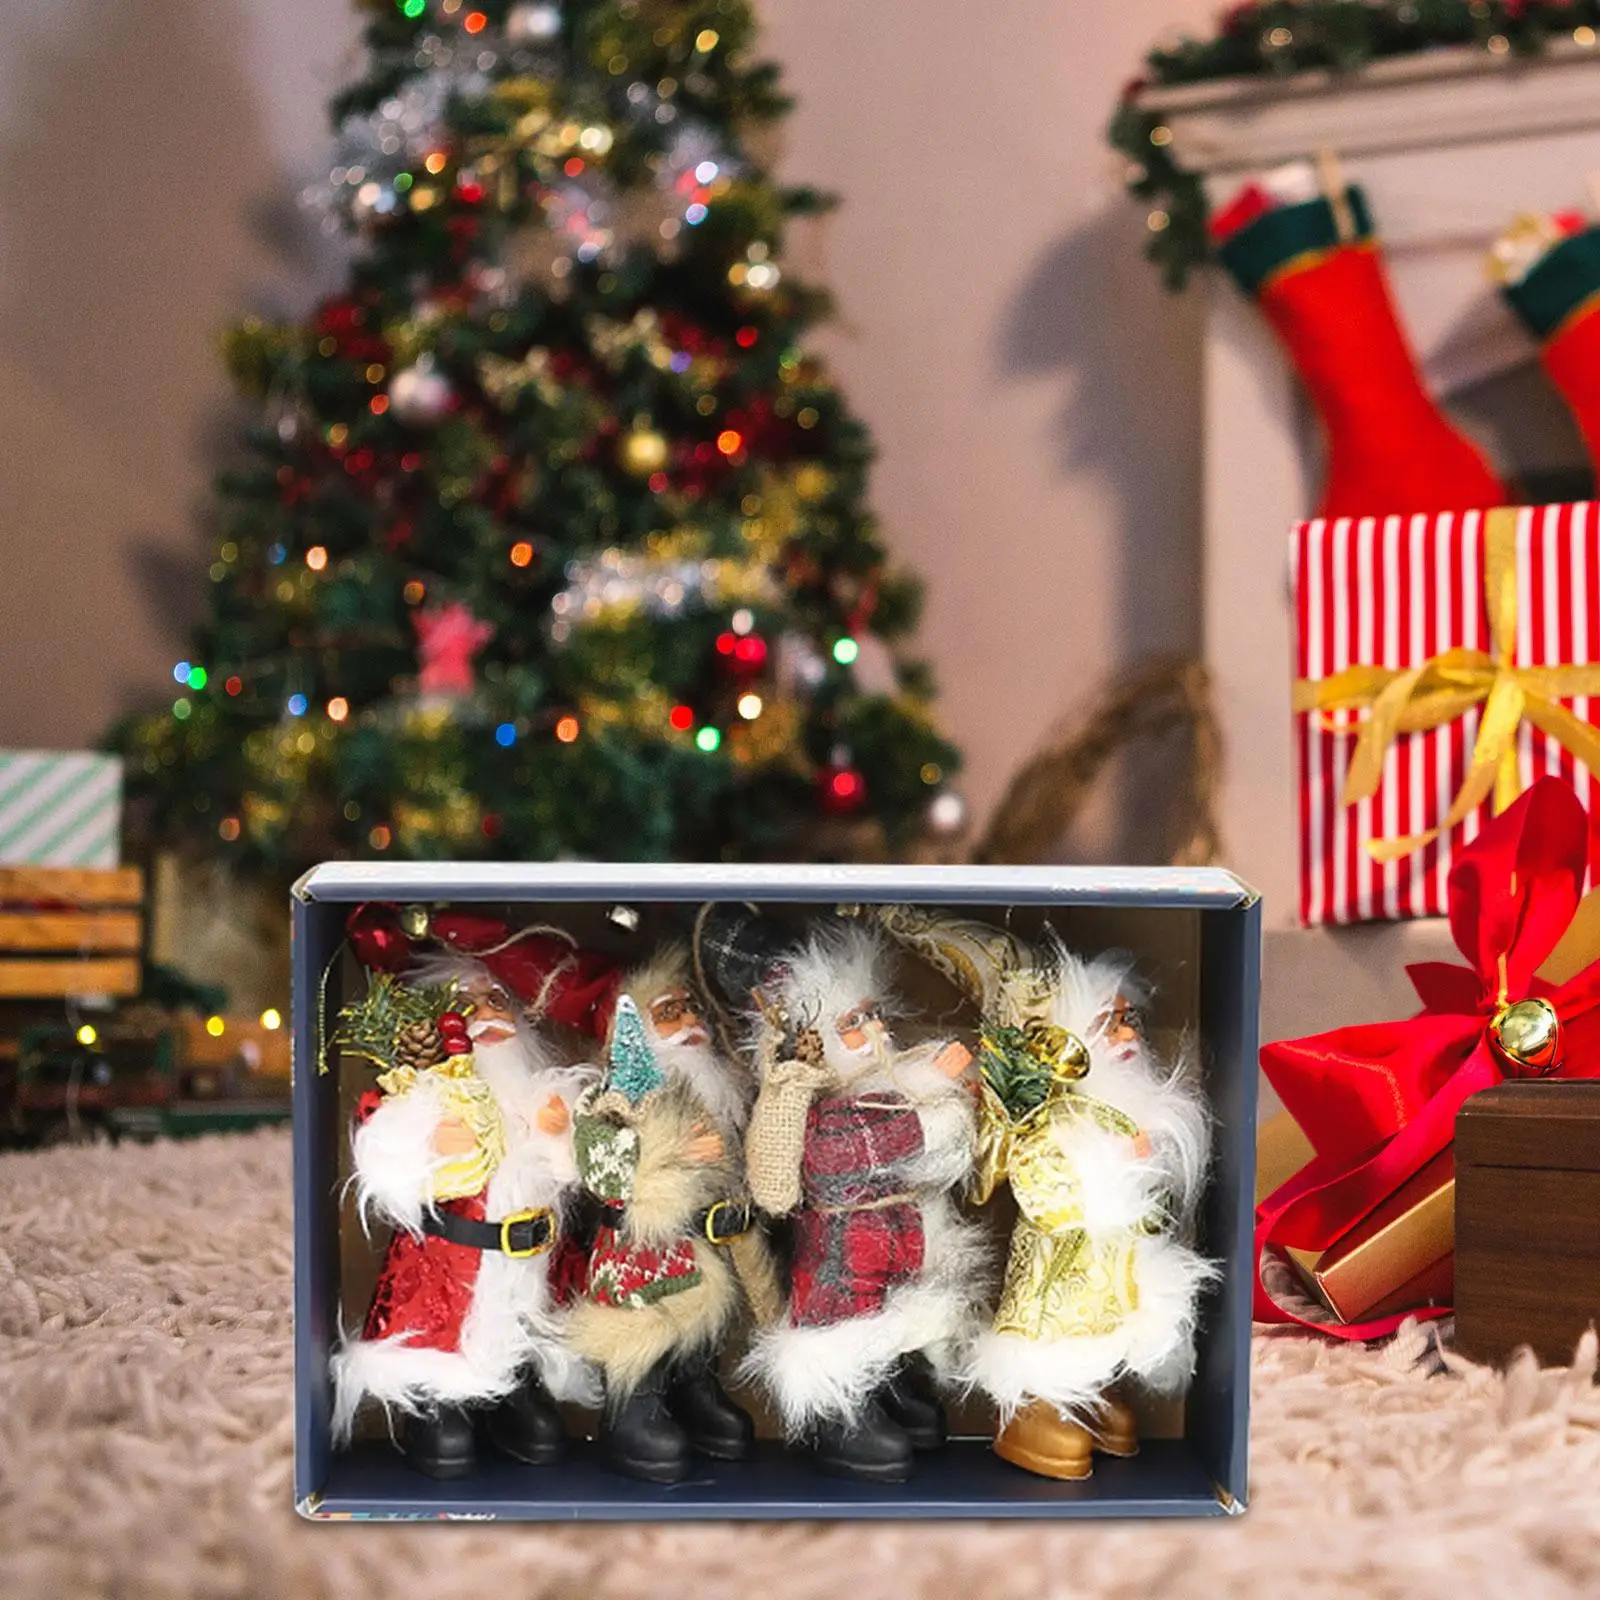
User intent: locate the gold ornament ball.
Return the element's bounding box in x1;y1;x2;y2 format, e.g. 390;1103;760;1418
1489;996;1560;1074
399;903;432;940
793;464;832;501
620;427;670;476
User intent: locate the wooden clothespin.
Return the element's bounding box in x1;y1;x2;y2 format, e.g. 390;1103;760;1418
1316;145;1356;242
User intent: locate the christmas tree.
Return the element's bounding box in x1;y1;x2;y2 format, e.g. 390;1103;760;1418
112;0;960;870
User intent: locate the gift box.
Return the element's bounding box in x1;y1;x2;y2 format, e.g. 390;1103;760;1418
1291;502;1600;927
0;751;122;868
1455;1080;1600;1367
293;862;1260;1522
1256;1110;1452;1323
1257;778;1600;1339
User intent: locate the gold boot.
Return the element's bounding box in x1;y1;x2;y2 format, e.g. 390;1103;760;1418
993;1399;1095;1481
1086;1390;1139;1458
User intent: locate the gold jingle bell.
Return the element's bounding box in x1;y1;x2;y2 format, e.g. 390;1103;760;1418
398;903;433;940
1488;996;1561;1076
1025;1021;1089;1083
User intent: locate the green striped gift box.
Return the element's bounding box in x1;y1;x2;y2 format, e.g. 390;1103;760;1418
0;751;122;867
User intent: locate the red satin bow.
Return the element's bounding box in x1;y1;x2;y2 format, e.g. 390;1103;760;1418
1256;777;1600;1339
346;903;623;1037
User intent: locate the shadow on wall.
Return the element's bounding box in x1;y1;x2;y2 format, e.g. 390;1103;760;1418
0;0;343;739
996;201;1207;863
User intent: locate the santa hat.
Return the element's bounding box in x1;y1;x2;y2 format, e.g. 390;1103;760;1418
692;903;795;1022
346;903;623;1034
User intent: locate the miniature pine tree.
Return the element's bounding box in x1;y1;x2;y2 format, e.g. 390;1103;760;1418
111;0;960;869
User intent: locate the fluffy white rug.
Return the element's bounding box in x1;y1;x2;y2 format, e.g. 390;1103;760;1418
2;1129;1599;1599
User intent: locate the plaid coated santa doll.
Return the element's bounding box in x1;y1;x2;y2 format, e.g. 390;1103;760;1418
565;945;779;1482
331;914;619;1478
697;907;987;1483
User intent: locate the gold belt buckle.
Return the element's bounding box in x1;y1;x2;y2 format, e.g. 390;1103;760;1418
500;1207;554;1259
703;1199;749;1246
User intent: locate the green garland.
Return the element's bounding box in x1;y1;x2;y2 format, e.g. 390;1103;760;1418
1110;1;1600;290
334;973;457;1068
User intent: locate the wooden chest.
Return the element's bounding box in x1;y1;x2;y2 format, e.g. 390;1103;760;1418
1455;1080;1600;1367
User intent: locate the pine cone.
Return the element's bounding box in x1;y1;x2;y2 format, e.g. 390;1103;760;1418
394;1018;444;1072
792;1026;825;1068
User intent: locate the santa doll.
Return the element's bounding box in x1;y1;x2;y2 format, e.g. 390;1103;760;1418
873;906;1214;1482
566;945;778;1483
696;907;986;1484
330;937;602;1479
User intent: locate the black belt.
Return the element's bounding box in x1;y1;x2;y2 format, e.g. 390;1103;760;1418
421;1206;556;1259
597;1198;752;1247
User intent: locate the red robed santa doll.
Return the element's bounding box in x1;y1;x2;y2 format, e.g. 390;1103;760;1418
332;913;622;1479
697;908;986;1484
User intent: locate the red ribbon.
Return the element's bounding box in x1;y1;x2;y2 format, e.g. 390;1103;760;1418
345;904;623;1037
1256;777;1600;1338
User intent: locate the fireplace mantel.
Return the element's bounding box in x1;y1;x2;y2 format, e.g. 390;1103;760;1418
1152;47;1600;1035
1143;42;1600;176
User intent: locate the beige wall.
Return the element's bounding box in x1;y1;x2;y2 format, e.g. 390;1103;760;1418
0;0;1215;844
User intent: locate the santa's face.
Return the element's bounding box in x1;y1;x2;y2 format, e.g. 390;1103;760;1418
1096;992;1143;1058
645;986;709;1050
835;998;890;1055
460;975;520;1047
818;996;897;1083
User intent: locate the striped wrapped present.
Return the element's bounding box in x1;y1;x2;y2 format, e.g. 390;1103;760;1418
0;751;123;868
1291;503;1600;926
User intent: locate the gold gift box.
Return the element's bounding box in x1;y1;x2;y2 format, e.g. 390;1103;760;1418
1257;1110;1454;1322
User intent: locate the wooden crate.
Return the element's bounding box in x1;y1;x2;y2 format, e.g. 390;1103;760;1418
0;866;143;998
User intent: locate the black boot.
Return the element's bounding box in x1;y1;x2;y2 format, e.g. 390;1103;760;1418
809;1397;915;1484
401;1403;477;1479
667;1348;755;1462
601;1365;693;1484
877;1357;947;1451
485;1370;566;1466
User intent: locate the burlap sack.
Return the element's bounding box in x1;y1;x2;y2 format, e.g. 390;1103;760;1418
743;1028;832;1218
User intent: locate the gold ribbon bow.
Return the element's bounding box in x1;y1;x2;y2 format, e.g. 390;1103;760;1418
1293;507;1600;862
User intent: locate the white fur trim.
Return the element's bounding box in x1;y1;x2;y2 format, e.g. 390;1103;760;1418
330;1314;598;1444
1045;1117;1166;1237
964;1233;1218;1424
740;1191;989;1435
350;1076;453;1238
899;1092;977;1193
331;1337;516;1442
740;1281;957;1436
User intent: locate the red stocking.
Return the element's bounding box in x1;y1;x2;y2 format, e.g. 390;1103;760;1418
1495;213;1600;480
1213;174;1506;519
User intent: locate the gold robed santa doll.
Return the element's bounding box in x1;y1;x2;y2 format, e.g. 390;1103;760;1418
874;906;1214;1481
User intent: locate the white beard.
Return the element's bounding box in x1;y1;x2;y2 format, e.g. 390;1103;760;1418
651;1036;751;1134
833;1031;965;1106
471;1033;591;1195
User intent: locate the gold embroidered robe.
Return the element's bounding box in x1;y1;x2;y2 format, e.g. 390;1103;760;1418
973;1081;1152;1342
